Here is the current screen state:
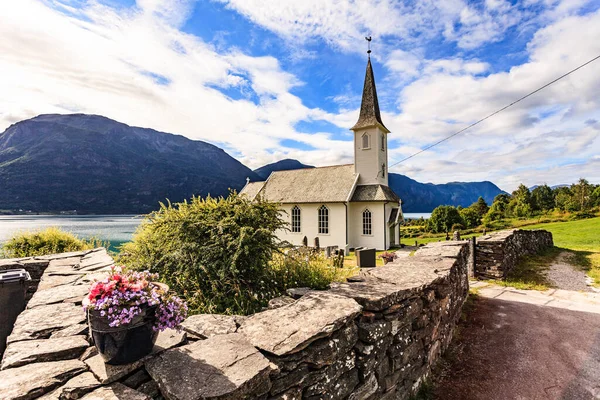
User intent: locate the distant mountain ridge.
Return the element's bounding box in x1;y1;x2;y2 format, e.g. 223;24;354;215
0;114;259;214
253;159;506;212
254;159;314;180
0;114;505;214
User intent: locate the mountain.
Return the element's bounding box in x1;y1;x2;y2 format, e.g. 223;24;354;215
253;159;506;212
388;174;505;212
254;159;314;180
0;114;260;214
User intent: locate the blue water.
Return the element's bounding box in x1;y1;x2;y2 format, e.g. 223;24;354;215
0;215;142;249
403;212;431;220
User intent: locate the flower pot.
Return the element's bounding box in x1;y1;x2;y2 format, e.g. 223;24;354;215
88;305;159;365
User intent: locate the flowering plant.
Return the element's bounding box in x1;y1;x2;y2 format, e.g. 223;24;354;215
83;267;187;331
379;251;398;263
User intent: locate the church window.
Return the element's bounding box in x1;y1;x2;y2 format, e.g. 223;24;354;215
362;209;372;235
381;133;385;151
361;133;370;149
381;163;385;178
318;205;329;234
291;206;301;233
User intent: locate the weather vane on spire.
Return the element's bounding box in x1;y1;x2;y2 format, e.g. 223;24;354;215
365;36;372;58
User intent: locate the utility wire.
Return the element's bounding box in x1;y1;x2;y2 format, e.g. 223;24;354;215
388;53;600;169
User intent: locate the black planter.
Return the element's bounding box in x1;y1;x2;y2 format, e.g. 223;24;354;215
88;305;159;365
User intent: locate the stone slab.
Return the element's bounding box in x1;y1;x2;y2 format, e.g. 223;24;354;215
0;360;86;400
80;383;151;399
51;323;88;339
239;292;362;356
146;333;273;400
181;314;239;339
85;329;185;384
7;302;87;343
1;335;89;370
27;284;89;308
38;372;100;399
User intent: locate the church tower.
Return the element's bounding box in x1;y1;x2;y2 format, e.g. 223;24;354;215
351;56;390;186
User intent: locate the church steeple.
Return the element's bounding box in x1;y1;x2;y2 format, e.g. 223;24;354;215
351;46;390;187
351;58;390;133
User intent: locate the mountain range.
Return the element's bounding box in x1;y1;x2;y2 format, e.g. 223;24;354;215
0;114;505;214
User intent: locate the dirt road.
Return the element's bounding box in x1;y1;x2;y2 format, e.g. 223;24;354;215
431;283;600;400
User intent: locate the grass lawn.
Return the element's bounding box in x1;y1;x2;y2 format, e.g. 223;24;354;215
521;217;600;286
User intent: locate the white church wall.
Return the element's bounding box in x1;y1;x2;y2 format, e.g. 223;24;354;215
353;126;388;186
348;202;386;250
276;203;347;249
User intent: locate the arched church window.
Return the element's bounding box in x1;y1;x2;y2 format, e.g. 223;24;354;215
362;209;372;235
381;163;385;178
381;133;385;151
291;206;301;233
318;205;329;234
361;133;370;149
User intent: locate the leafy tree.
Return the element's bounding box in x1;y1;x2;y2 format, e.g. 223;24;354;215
571;178;593;211
531;184;555;211
471;197;489;218
484;193;510;222
508;184;533;218
120;193;288;315
460;207;481;229
554;186;576;212
591;186;600;207
428;205;463;233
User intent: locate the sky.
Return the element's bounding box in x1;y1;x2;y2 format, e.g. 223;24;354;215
1;0;599;192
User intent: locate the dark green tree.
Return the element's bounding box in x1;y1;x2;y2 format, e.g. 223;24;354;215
428;206;464;233
471;197;489;218
460;207;481;229
531;184;555;211
483;193;510;222
508;184;533;218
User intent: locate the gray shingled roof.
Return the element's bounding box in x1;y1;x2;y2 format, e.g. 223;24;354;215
244;164;357;203
351;184;400;202
239;181;265;200
350;59;390;133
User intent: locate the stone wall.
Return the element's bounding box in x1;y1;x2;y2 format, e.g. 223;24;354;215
475;229;553;279
0;241;471;400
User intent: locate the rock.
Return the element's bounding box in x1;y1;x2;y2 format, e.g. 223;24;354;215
146;333;274;400
85;329;185;384
268;386;302;400
268;296;295;310
286;287;311;299
347;373;378;400
1;335;89;370
239;292;362;356
329;280;415;311
79;346;99;361
122;369;152;389
137;380;161;398
7;302;86;343
26;284;89;309
76;249;114;272
357;320;392;344
0;360;86;400
181;314;238;339
38;372;100;399
80;383;151;399
51;323;88;339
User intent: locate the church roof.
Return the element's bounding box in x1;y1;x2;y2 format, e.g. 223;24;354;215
238;181;264;200
351;59;390;133
241;164;357;203
351;184;400;202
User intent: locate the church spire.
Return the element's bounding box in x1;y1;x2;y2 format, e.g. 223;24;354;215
350;54;390;133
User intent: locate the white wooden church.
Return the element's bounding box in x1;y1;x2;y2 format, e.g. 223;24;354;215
241;57;402;251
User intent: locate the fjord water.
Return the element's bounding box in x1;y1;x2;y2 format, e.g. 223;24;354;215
0;215;142;250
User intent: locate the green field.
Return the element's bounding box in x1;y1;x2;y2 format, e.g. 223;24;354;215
521;217;600;252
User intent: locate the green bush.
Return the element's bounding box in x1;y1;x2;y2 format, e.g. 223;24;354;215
119;193;353;315
428;205;463;233
1;227;102;258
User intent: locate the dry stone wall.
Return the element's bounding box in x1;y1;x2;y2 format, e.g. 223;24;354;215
0;241;471;400
475;229;553;279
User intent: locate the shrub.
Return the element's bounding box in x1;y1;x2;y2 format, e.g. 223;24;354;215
428;205;463;233
1;227;103;258
120;193;354;315
119;193;287;315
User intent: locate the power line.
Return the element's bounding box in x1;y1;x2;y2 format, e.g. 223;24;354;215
388;53;600;169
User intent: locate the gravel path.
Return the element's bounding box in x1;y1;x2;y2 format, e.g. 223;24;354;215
546;251;591;292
